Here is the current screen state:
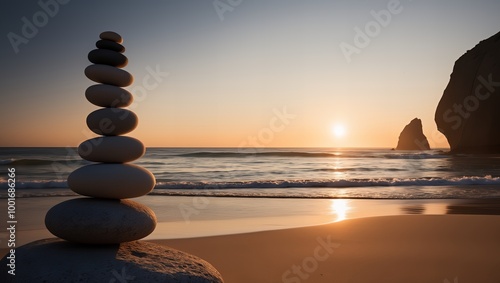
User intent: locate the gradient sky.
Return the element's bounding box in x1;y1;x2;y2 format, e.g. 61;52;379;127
1;0;500;148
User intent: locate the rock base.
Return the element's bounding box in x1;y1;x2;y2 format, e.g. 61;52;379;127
0;239;224;283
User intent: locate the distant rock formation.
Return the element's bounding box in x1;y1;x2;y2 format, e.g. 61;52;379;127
435;31;500;153
396;118;430;150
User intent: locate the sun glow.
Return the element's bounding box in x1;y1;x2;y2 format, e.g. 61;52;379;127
332;124;346;138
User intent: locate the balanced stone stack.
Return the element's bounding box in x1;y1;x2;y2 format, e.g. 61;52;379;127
1;31;223;283
44;31;157;244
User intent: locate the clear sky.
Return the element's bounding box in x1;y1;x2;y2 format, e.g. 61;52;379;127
1;0;499;148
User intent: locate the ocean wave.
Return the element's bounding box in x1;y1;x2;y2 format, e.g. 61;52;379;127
382;153;448;159
176;151;338;158
0;158;85;166
174;151;447;159
0;159;56;166
3;176;499;191
154;176;500;189
311;167;392;172
0;180;68;189
148;188;500;199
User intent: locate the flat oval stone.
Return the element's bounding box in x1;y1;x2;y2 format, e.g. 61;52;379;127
78;136;145;163
88;49;128;67
85;64;133;87
85;84;133;107
86;108;138;136
45;198;156;244
96;39;125;53
67;164;156;199
100;31;123;43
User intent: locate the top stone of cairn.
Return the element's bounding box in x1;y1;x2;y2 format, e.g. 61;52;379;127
100;31;123;43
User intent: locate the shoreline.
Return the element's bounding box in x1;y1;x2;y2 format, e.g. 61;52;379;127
6;192;500;200
2;196;500;282
5;181;500;199
1;196;500;247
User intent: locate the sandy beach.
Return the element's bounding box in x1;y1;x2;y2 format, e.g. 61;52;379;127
2;197;500;282
3;213;498;282
0;196;500;283
160;214;500;283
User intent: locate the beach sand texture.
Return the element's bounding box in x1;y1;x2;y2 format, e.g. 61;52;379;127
159;215;500;283
2;214;500;282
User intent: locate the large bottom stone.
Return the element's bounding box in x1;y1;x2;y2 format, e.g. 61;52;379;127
0;239;224;283
45;198;156;244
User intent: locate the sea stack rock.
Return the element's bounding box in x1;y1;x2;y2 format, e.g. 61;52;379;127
435;31;500;153
396;118;430;150
1;31;224;283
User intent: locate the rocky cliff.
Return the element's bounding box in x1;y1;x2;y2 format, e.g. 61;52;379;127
435;31;500;152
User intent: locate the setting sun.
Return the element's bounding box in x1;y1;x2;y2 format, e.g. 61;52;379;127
332;124;346;138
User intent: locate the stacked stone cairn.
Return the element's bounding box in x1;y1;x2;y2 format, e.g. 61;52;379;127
1;31;223;283
44;31;157;244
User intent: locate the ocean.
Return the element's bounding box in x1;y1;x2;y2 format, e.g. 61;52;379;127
2;147;500;199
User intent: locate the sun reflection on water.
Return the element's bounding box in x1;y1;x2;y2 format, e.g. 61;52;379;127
331;157;346;177
330;199;351;222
